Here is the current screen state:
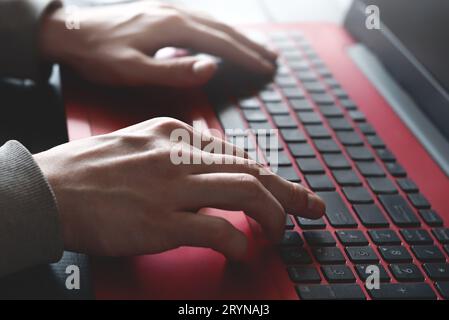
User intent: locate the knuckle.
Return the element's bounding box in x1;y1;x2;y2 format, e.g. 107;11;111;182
162;11;187;26
211;218;232;243
238;173;263;199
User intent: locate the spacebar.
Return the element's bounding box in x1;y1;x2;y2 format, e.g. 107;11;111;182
317;192;357;227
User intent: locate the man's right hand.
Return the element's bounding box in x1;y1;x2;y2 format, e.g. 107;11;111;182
34;118;325;260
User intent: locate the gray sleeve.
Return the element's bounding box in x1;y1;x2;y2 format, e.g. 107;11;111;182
0;140;63;277
0;0;62;81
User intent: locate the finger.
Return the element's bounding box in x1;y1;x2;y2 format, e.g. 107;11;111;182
175;213;248;260
121;51;218;87
184;173;285;241
182;22;276;74
184;13;278;61
194;154;325;219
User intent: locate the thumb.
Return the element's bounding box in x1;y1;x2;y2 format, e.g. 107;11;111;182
128;53;218;87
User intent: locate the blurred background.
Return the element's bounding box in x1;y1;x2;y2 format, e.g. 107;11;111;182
64;0;353;24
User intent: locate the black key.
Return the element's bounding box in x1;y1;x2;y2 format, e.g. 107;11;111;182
296;284;365;300
346;146;374;161
283;88;305;99
297;112;322;124
336;131;363;146
321;265;356;283
267;151;292;167
366;135;385;148
314;139;340;153
400;229;433;245
288;143;315;158
407;193;431;209
336;230;368;246
328;118;352;131
239;98;260;109
353;204;389;227
423;263;449;280
397;178;418;193
276;76;297;88
419;210;443;227
316;66;332;77
432;228;449;244
288;266;321;283
355;264;390;282
217;104;247;131
342;187;373;204
332;170;362;186
260;90;282;102
376;148;396;162
277;166;301;182
312;247;346;264
317;192;358;227
319;105;344;118
378;246;412;263
367;283;436;300
369;230;401;245
305;125;331;139
289;99;313;111
285;215;295;230
249;121;273;131
324;77;340;88
390;263;424;282
311;93;334;105
281;128;306;142
435;282;449;299
242;110;267;122
331;86;346;95
295;217;326;229
305;175;335;191
346;246;379;263
281;231;303;246
265;102;289;114
446;245;449;255
378;194;420;227
348;110;365;122
257;136;283;151
323;154;351;169
303;82;327;93
280;247;312;264
303;230;336;246
356;161;386;177
367;177;397;194
296;158;325;174
411;245;445;262
358;122;376;135
340;99;357;110
385;162;406;177
273;115;297;128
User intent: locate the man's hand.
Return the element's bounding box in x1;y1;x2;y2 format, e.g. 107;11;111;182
34;118;325;260
38;1;277;87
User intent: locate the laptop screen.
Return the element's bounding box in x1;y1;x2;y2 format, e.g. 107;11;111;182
348;0;449;142
370;0;449;94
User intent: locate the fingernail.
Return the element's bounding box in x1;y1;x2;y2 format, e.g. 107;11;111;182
307;194;326;217
193;59;217;77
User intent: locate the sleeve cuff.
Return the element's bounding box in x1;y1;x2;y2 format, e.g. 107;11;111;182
0;140;63;277
0;0;62;82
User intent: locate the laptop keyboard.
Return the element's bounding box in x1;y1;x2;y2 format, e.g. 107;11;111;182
213;30;449;300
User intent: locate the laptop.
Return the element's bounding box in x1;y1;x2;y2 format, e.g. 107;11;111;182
62;0;449;299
